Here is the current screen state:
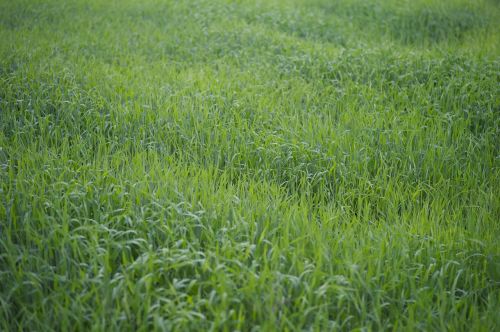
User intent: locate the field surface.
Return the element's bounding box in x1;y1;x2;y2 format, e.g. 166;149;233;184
1;0;500;330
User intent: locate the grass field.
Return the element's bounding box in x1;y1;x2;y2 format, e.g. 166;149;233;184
1;0;500;330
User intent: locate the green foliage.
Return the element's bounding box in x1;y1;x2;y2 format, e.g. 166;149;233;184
1;0;499;330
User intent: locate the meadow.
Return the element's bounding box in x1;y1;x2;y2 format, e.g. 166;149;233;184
1;0;499;330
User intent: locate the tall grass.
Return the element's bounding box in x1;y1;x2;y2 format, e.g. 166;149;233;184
1;0;499;330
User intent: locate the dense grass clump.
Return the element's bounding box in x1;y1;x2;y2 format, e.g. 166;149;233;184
1;0;499;330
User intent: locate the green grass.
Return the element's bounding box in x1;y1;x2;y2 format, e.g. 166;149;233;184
1;0;499;330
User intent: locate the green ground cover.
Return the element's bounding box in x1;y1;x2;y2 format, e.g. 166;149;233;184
1;0;499;330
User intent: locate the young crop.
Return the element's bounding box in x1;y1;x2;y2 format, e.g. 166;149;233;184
1;0;499;330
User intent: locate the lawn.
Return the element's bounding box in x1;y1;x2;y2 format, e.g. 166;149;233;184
1;0;499;330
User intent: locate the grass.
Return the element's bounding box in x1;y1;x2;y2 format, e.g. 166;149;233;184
1;0;499;330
